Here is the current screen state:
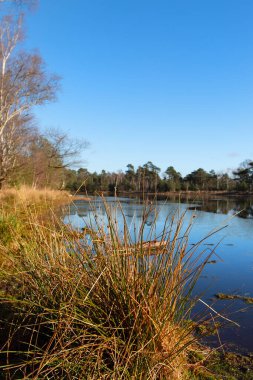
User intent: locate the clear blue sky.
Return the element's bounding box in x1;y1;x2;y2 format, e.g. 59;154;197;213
23;0;253;176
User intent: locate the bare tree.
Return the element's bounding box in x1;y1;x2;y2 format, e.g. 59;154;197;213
44;129;88;169
0;16;59;188
9;128;88;189
0;114;35;185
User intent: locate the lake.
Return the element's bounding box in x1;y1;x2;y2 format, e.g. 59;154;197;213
63;195;253;354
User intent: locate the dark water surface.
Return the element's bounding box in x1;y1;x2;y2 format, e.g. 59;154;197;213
64;195;253;353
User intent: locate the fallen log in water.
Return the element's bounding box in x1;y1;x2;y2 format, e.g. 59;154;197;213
111;240;169;257
64;226;169;257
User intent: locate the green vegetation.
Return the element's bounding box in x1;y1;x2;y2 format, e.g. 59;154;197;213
189;350;253;380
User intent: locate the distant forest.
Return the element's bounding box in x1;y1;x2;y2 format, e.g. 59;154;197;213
64;160;253;194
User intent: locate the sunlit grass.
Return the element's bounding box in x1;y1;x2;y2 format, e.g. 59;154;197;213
0;196;222;379
0;186;70;207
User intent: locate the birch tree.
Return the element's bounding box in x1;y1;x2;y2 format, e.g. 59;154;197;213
0;16;59;187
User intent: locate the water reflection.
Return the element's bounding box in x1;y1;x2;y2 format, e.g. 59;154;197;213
63;196;253;353
151;195;253;219
177;196;253;219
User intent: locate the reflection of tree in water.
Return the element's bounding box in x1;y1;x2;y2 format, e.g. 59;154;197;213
200;199;232;214
232;204;253;219
77;211;88;218
67;196;253;224
185;197;253;219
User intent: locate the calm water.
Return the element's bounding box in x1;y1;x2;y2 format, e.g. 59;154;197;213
64;195;253;353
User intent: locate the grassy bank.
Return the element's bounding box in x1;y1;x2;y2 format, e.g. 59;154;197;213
0;186;70;209
0;189;249;379
0;187;70;257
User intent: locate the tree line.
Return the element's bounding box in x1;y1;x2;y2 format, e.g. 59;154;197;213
64;160;253;194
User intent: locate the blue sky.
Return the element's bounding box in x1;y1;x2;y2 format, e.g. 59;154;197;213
22;0;253;175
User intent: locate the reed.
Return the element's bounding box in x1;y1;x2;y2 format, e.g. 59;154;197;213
0;197;219;379
0;186;70;208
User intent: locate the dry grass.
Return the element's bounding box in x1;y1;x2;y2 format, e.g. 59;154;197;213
0;197;219;379
0;186;70;208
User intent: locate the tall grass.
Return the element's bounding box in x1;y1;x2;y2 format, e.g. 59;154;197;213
0;186;70;209
0;198;218;379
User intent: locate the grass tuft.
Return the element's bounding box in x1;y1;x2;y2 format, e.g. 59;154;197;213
0;196;222;379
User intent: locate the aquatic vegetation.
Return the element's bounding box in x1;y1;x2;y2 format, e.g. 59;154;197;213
216;293;253;304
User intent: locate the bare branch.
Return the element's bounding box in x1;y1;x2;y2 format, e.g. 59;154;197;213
44;128;89;169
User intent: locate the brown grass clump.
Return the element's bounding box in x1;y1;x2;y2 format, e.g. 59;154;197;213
0;186;70;207
0;198;218;379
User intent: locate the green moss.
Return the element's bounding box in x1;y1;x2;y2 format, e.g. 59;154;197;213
191;320;222;336
189;350;253;380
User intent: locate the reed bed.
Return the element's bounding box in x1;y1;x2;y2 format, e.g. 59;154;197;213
0;198;220;379
0;186;70;207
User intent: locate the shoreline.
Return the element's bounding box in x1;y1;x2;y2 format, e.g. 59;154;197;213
118;190;253;198
73;190;253;199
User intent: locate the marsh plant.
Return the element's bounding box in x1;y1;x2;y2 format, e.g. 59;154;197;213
0;198;222;379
